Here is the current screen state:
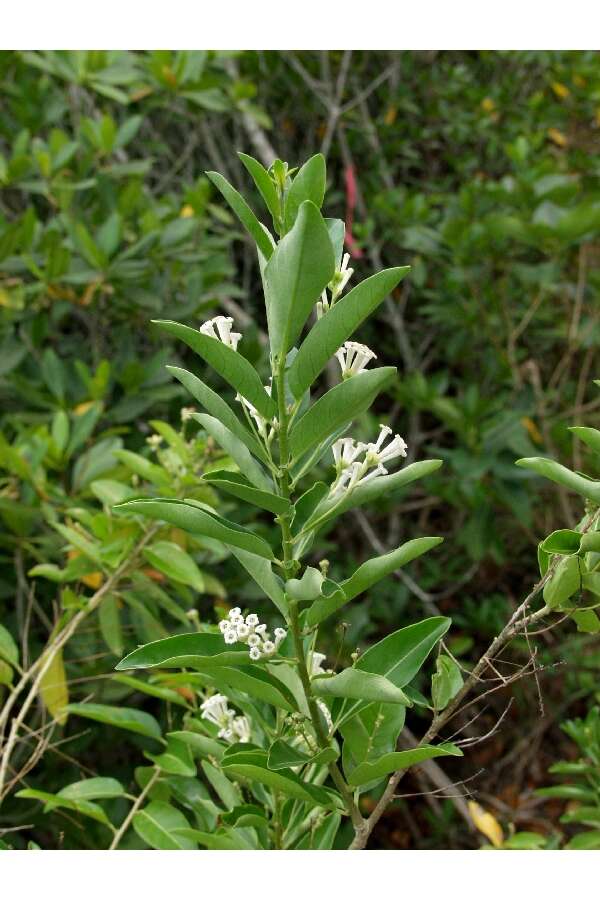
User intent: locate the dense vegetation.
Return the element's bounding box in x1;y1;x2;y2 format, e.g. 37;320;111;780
1;50;599;850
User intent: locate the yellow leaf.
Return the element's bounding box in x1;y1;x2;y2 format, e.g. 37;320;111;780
468;801;504;848
573;74;586;88
179;204;195;218
39;648;69;725
552;81;570;100
67;549;103;589
384;106;397;125
521;416;543;445
481;97;495;113
73;400;94;416
548;128;568;148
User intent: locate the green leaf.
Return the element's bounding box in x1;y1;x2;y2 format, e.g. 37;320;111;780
98;594;124;657
313;668;412;705
431;655;464;711
115;498;274;560
288;268;410;398
113;674;189;707
203;470;289;516
516;457;600;503
168;730;224;761
284;153;326;231
147;735;196;776
355;617;451;688
541;529;584;555
112;449;169;488
65;702;162;740
153;321;276;420
341;703;406;777
0;624;19;667
58;777;124;801
229;547;287;617
543;555;581;609
347;743;463;787
264;200;335;356
569;426;600;455
306;537;443;628
16;789;112;827
143;540;205;592
571;609;600;633
167;365;270;465
565;830;600;850
267;739;337;771
295;811;341;849
290;367;396;460
193;413;272;491
201;760;240;810
116;632;249;671
202;665;297;711
222;749;340;809
133;801;196;850
304;460;443;533
206;170;274;259
238;152;280;229
173;827;254;850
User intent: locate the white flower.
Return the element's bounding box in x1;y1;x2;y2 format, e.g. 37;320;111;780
255;623;267;636
218;610;285;661
180;406;195;422
317;254;354;317
274;627;287;647
309;651;328;676
329;425;407;498
228;607;241;619
366;425;408;466
218;620;230;633
232;715;251;743
199;315;242;351
201;694;235;730
146;434;162;451
245;614;259;627
335;341;377;379
332;437;366;470
249;646;262;661
262;640;276;656
236;622;250;640
223;629;238;645
316;699;333;733
235;390;275;442
248;634;261;648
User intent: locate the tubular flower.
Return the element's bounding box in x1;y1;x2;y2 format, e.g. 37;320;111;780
308;651;328;676
329;425;407;497
201;693;252;744
199;315;242;350
236;378;275;442
218;608;287;661
335;341;377;379
316;253;355;318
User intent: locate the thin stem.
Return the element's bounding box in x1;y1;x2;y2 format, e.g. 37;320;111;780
273;355;362;832
109;767;161;850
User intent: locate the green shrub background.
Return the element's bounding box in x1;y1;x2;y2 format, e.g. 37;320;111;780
1;50;599;848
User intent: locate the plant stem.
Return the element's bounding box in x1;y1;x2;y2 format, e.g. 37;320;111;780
274;356;363;833
109;766;161;850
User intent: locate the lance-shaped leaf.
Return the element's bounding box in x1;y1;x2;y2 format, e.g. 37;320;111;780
65;702;162;740
267;739;338;771
16;789;112;827
312;668;412;705
206;170;274;260
167;365;269;465
305;537;443;628
356;617;451;687
153;321;276;420
304;459;443;534
193;412;272;492
58;777;125;802
288;268;410;398
283;153;326;231
229;547;287;617
115;633;250;671
347;743;463;788
201;664;298;712
142;540;205;592
203;470;289;516
569;426;600;455
133;801;196;850
516;457;600;503
146;734;196;776
341;703;406;777
221;748;341;809
238;152;281;230
264;200;335;356
431;655;464;711
290;367;396;460
325;218;345;267
115;498;274;560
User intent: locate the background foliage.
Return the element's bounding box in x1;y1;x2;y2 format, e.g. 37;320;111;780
1;49;599;849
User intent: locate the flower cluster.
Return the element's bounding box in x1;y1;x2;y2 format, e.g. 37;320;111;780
180;406;196;422
236;379;276;443
335;341;377;379
200;693;251;743
219;607;286;661
317;253;354;318
199;315;241;350
330;425;408;497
